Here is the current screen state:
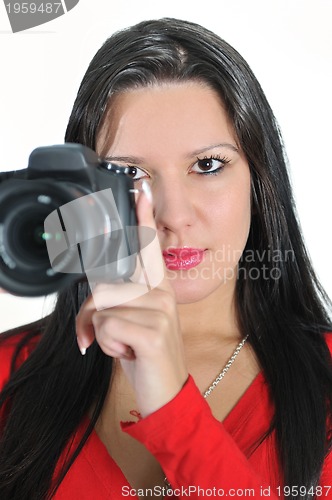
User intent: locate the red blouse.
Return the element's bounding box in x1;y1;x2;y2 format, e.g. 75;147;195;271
1;332;332;499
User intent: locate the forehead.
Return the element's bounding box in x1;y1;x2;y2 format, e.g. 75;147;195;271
97;82;237;157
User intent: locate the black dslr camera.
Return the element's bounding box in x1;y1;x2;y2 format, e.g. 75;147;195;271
0;144;140;296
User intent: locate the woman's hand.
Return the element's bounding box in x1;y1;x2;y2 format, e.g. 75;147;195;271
76;183;188;417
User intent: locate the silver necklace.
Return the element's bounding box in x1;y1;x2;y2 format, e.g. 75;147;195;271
164;334;249;491
203;334;249;398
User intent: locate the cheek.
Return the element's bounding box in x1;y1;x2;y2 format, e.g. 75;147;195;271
205;198;250;287
206;179;251;253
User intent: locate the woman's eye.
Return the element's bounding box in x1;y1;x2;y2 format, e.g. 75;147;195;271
191;156;230;175
126;166;147;181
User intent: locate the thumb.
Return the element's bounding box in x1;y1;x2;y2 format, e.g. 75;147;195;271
136;180;154;227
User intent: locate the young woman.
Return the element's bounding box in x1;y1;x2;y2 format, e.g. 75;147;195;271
1;18;332;500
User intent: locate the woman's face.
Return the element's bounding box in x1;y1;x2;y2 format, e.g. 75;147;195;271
97;82;251;304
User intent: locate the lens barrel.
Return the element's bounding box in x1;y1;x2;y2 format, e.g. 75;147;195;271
0;179;85;296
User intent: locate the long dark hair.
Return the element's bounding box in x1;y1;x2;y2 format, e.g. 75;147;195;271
1;18;331;499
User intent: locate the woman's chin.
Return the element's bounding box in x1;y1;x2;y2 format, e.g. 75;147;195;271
166;268;230;305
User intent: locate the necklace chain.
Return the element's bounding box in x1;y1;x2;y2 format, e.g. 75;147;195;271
164;334;249;492
203;334;249;398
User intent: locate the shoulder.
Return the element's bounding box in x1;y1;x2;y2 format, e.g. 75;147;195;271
0;330;40;392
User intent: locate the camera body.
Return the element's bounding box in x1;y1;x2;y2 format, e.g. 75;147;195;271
0;144;139;296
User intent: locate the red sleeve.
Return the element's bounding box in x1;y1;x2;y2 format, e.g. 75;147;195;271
0;335;21;392
322;334;332;489
122;376;279;498
0;332;39;392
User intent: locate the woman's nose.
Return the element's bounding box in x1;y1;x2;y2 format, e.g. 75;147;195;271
152;177;196;233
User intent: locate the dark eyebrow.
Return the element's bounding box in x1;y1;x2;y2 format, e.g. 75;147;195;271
188;143;239;157
104;155;145;164
104;143;239;165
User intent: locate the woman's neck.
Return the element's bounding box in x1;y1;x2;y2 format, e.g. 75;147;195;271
177;282;242;347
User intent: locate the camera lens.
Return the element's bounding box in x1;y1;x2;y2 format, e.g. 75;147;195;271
0;179;85;296
7;207;55;265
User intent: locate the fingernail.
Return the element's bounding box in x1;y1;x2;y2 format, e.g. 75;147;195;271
142;180;153;203
77;337;87;356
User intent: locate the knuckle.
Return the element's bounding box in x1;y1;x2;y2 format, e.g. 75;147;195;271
92;312;119;334
144;313;170;351
152;309;170;331
144;331;164;352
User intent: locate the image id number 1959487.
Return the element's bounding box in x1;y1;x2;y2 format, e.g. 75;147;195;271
5;3;62;14
276;486;331;497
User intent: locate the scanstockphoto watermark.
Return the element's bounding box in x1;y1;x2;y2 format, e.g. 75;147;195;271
3;0;80;33
121;485;332;497
43;191;295;309
122;485;265;497
166;246;295;282
43;190;164;310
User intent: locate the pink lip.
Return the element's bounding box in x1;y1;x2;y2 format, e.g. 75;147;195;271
162;248;205;270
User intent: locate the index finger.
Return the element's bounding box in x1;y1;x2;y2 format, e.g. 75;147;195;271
87;181;171;311
133;181;171;293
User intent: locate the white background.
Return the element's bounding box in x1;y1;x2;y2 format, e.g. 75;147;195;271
0;0;331;331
